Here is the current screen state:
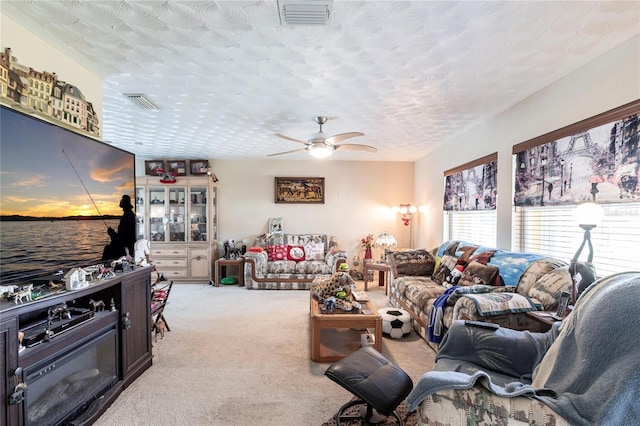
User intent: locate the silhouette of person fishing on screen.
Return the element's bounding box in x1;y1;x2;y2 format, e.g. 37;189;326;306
102;195;136;260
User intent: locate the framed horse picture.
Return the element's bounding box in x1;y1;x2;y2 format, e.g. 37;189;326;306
274;177;324;204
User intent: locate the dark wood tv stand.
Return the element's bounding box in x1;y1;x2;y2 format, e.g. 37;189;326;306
0;267;154;426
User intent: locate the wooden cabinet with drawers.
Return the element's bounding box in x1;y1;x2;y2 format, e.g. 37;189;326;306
137;176;218;282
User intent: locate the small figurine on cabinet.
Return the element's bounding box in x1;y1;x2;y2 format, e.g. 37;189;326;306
48;280;64;290
97;264;115;280
0;285;17;299
49;303;71;321
89;299;105;312
65;267;88;290
206;167;219;182
13;284;33;304
110;298;116;311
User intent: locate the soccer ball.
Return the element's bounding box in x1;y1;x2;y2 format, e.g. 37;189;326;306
380;308;412;339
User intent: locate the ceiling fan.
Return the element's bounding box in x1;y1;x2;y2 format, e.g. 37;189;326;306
269;116;377;158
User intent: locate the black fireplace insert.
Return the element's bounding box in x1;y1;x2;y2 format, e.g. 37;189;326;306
23;324;119;426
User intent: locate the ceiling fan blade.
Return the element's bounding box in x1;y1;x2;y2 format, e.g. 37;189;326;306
334;143;377;153
324;132;364;145
275;133;307;145
267;148;307;157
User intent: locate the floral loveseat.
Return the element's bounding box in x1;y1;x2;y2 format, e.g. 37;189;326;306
243;233;347;289
387;241;573;351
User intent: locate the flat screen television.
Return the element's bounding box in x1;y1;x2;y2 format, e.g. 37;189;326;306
0;105;136;285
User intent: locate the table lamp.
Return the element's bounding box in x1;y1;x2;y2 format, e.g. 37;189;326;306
375;232;397;262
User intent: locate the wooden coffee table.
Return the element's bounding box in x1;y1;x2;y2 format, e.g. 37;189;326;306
310;294;382;363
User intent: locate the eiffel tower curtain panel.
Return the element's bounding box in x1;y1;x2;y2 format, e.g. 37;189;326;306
513;100;640;207
443;153;498;211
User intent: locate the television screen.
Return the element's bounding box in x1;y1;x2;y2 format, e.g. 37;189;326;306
0;105;136;285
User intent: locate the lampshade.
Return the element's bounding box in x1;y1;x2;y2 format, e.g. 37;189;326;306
574;202;604;229
375;232;397;248
399;204;417;214
375;232;397;262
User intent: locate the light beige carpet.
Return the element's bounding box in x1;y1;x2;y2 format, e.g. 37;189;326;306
94;281;436;426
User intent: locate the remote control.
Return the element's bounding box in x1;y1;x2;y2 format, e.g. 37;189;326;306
464;320;499;330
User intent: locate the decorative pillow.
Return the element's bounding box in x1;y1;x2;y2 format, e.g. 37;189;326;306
528;267;572;310
247;246;264;253
304;243;325;261
458;261;499;286
266;244;288;261
287;245;306;262
286;234;327;251
431;255;459;285
389;249;436;278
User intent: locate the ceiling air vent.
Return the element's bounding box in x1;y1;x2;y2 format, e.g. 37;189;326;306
278;0;333;26
124;93;159;110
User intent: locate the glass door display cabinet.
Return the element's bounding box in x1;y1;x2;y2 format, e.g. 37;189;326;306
136;176;218;282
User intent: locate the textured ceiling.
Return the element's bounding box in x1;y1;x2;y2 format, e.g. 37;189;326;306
3;1;639;162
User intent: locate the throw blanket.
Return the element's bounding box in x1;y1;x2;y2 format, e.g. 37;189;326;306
487;250;545;286
426;286;457;343
407;272;640;426
435;241;545;286
460;292;538;317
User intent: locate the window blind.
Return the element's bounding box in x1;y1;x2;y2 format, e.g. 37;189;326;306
512;203;640;277
443;210;497;248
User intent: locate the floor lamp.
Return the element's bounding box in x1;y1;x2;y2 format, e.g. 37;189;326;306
398;204;416;248
571;202;603;302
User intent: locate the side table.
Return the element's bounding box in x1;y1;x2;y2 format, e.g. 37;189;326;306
214;258;244;287
363;261;390;293
525;311;560;332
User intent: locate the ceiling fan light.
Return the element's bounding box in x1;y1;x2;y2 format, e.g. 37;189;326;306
309;145;333;158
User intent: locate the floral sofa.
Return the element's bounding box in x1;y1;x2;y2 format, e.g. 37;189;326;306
243;233;347;289
387;241;573;351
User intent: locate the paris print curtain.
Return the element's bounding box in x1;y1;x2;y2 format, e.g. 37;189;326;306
513;101;640;207
443;153;498;211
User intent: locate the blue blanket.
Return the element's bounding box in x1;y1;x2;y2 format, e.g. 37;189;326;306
426;286;457;343
436;241;545;287
487;250;545;286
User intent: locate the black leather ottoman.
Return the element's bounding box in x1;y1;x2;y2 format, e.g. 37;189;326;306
325;346;413;425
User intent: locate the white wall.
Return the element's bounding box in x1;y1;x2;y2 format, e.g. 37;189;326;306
414;35;640;250
1;14;103;124
136;159;415;266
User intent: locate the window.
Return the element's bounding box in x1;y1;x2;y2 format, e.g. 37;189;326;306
512;100;640;276
443;153;497;247
444;209;497;248
512;203;640;276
